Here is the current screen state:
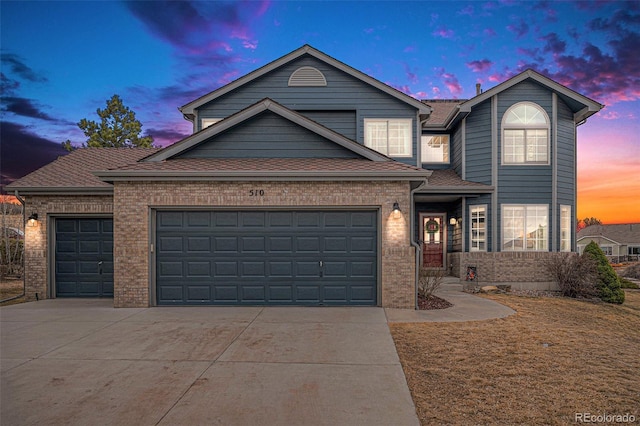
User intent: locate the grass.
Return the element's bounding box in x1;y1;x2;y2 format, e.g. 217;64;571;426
0;276;25;306
390;290;640;425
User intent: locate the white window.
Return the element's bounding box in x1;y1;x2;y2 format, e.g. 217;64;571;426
470;205;487;251
201;118;221;129
601;246;613;256
421;135;450;163
364;119;412;157
502;204;548;251
560;205;571;252
502;102;549;164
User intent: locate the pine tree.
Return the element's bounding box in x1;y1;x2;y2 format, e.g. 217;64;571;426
63;95;153;150
582;241;625;304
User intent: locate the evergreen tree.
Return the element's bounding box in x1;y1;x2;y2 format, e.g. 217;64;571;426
582;241;625;304
62;94;153;151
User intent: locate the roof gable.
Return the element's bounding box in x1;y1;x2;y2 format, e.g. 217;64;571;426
145;98;391;162
179;45;431;119
459;69;603;123
577;224;640;245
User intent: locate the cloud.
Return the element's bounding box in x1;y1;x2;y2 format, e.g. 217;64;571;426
432;26;455;39
483;28;497;38
0;53;48;83
466;59;493;73
1;96;73;124
403;63;419;84
506;18;529;38
0;121;68;188
458;5;474;16
434;68;463;97
145;126;190;147
540;33;566;55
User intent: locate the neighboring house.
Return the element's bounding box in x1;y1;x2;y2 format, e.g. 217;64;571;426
577;224;640;262
7;45;603;308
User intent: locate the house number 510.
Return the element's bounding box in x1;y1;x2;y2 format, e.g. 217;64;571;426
249;189;265;196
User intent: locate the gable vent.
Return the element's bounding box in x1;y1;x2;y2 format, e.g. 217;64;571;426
288;66;327;87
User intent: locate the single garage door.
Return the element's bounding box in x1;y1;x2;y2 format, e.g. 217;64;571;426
55;218;114;297
156;210;377;306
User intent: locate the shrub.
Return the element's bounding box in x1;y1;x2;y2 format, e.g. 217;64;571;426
583;241;625;304
619;278;639;289
418;265;446;298
545;253;597;298
620;263;640;280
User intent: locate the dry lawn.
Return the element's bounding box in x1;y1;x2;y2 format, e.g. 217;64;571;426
0;277;25;306
391;291;640;425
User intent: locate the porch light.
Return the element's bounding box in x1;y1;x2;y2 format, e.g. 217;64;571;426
28;212;38;227
392;202;401;213
449;217;457;226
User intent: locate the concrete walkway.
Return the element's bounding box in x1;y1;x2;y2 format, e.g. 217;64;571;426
386;277;517;323
1;300;419;426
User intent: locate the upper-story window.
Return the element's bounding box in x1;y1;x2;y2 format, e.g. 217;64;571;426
201;118;221;129
421;135;450;164
364;119;412;157
502;102;549;165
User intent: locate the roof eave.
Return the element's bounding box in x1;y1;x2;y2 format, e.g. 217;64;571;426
9;186;114;196
417;186;494;194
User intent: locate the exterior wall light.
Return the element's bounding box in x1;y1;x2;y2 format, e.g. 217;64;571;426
392;202;401;213
449;217;457;226
28;213;39;227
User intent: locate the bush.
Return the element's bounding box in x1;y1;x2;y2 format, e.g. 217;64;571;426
583;241;625;304
418;265;446;298
546;253;597;298
620;263;640;280
619;278;639;289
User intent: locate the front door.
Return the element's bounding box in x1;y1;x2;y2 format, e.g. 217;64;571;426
421;214;445;268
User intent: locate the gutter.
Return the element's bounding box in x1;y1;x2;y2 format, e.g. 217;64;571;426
410;179;428;310
1;191;27;303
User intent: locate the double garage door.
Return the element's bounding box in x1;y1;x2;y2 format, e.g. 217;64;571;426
156;210;378;306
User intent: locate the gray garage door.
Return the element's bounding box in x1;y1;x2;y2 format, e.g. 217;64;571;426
156;210;377;306
55;218;114;297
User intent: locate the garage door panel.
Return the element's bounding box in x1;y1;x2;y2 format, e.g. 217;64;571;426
55;218;113;298
159;212;184;228
156;210;376;306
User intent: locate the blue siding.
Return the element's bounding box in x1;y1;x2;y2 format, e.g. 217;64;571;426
497;81;553;205
178;111;360;159
556;98;575;204
196;55;418;164
451;124;463;175
299;110;356;140
465;100;492;185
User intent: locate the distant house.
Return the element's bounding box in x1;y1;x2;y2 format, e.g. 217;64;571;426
7;45;603;308
577;224;640;262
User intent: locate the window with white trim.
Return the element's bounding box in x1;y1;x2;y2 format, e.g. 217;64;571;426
421;135;450;163
502;102;549;164
470;205;487;251
502;204;548;251
600;245;613;256
201;118;221;129
560;205;571;252
364;119;412;157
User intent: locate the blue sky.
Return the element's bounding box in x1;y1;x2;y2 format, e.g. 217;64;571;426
1;0;639;222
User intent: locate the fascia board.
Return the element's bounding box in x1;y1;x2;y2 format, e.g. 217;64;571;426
8;187;113;195
417;186;494;194
94;170;431;181
180;45;431;116
576;235;621;245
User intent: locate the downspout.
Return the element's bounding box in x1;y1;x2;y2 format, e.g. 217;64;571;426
410;179;428;309
1;191;27;303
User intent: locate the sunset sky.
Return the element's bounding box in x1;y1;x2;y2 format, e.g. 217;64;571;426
1;1;638;224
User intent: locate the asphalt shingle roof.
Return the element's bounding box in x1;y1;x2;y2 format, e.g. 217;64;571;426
427;169;493;189
421;100;465;126
577;224;640;245
6;148;160;190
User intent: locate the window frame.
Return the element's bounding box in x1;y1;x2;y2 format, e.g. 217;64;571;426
364;118;413;158
501;102;550;165
501;204;549;252
201;118;222;130
469;205;487;252
560;205;572;252
421;134;450;164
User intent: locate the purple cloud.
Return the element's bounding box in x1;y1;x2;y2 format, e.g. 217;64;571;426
0;53;48;83
403;63;419;84
483;28;497;38
540;33;566;55
458;5;474;16
466;59;493;73
2;97;73;125
506;18;529;38
434;68;463;97
145;127;190;147
432;26;455;39
0;121;68;189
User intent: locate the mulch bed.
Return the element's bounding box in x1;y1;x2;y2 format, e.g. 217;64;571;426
417;294;453;310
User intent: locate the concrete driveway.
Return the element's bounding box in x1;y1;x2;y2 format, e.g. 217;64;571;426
1;299;419;426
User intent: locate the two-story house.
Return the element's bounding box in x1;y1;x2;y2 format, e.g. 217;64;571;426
7;45;603;308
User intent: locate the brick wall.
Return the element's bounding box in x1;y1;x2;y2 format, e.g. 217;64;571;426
450;252;559;290
20;195;113;301
113;180;416;308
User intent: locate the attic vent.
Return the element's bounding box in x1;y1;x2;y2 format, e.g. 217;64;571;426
288;66;327;87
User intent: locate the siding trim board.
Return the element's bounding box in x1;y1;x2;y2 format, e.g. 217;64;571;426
491;95;498;252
